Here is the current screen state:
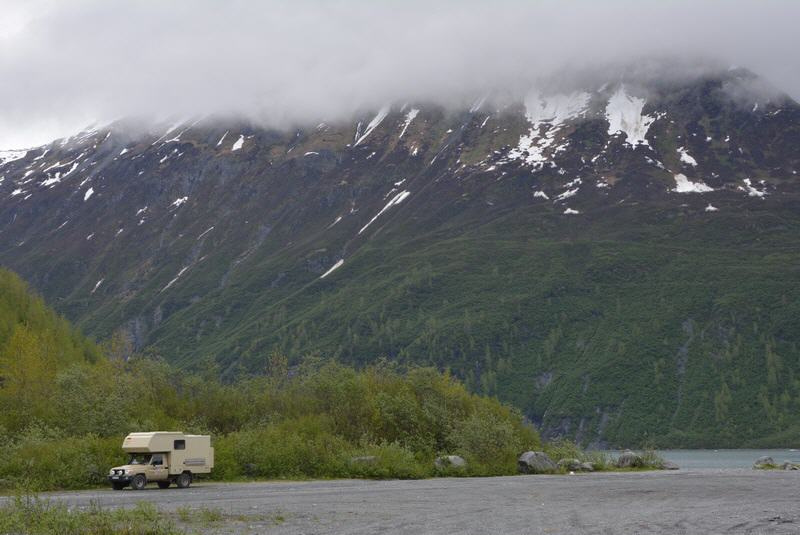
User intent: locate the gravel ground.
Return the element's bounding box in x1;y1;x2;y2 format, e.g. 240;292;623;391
16;469;800;534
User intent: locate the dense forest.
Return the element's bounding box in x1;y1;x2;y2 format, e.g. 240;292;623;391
0;268;545;490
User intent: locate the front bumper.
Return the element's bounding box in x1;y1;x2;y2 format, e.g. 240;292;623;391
108;474;132;484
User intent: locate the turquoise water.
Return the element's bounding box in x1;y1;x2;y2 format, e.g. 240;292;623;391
601;449;800;470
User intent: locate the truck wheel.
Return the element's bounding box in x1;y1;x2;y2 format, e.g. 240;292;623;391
157;481;170;489
130;474;147;490
176;472;192;489
112;482;125;491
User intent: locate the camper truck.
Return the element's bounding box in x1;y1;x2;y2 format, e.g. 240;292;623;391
108;432;214;490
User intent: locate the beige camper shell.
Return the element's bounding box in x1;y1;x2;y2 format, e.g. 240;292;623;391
108;432;213;490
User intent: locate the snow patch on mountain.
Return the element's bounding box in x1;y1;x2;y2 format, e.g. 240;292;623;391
606;85;655;147
91;278;104;294
0;150;27;166
355;106;391;146
41;161;81;187
506;91;590;168
555;188;579;201
677;147;698;166
398;108;419;139
152;121;184;145
358;190;410;235
161;266;189;292
739;178;767;197
84;187;94;201
231;135;245;151
197;226;215;240
320;259;344;279
673;174;713;193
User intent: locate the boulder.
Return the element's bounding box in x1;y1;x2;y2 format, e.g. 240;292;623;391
615;450;645;469
517;451;557;474
753;456;776;469
434;455;466;469
781;461;799;471
557;458;583;472
579;462;595;472
661;461;680;470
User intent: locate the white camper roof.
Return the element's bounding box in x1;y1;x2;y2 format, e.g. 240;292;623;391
122;432;185;452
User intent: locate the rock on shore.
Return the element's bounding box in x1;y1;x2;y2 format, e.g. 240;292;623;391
518;451;557;474
753;456;776;469
434;455;466;470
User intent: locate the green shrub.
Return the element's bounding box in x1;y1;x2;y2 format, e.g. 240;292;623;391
448;410;523;475
345;441;429;479
0;430;122;490
543;439;584;463
582;450;612;471
219;416;350;479
640;448;666;469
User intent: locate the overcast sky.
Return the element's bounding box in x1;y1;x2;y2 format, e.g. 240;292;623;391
0;0;798;148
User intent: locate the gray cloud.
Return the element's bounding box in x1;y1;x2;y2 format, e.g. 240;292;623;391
0;0;798;148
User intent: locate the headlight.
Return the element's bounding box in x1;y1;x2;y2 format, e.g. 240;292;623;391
109;469;115;475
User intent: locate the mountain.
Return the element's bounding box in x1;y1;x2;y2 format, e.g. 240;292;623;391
1;66;799;447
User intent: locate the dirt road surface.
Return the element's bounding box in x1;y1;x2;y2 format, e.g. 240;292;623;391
14;469;800;534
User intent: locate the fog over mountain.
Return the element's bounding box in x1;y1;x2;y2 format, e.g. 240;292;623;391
1;0;798;148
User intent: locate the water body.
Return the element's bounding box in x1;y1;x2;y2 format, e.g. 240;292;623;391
652;449;800;469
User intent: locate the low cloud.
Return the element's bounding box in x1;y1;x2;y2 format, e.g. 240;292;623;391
0;0;798;148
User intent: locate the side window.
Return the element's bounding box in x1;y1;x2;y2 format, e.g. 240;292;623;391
152;454;163;465
174;440;186;450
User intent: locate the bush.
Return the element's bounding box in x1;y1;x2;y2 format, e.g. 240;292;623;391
220;416;350;479
0;428;122;490
448;410;525;475
542;439;584;464
345;441;428;479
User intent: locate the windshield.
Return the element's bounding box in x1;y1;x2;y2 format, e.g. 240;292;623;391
128;453;152;465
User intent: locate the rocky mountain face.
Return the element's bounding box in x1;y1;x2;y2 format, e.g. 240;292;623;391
2;67;800;447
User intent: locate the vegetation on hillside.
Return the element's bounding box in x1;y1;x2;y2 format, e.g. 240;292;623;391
0;268;540;490
137;203;800;448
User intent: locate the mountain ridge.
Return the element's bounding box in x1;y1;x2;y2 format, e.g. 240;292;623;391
2;66;799;447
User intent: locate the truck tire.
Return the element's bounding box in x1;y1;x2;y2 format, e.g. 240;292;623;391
157;481;171;489
130;474;147;490
112;482;125;491
176;472;192;489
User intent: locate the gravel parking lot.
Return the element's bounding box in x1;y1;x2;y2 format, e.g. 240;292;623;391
19;469;800;534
